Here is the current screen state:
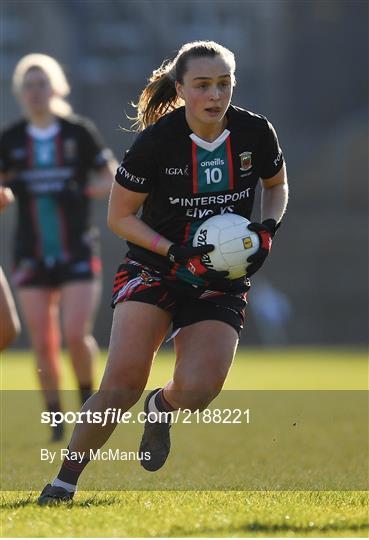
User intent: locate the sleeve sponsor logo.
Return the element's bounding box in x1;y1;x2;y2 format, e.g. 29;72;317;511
117;165;147;185
273;151;282;167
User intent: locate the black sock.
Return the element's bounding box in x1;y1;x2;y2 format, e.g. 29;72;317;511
47;400;62;413
155;389;175;412
57;448;90;486
79;384;93;405
47;401;64;440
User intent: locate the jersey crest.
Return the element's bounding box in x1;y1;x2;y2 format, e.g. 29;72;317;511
239;151;252;171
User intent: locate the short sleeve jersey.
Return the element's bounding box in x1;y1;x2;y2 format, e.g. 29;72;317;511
0;114;112;262
115;105;284;283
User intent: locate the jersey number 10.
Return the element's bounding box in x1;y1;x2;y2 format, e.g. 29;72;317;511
205;167;223;184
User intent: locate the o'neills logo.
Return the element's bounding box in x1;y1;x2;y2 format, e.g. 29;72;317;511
200;158;224;167
239;151;252;171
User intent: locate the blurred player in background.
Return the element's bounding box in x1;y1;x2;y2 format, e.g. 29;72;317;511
0;54;117;440
38;40;288;503
249;277;292;346
0;187;21;350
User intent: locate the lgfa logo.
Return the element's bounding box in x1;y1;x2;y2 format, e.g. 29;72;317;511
165;165;189;176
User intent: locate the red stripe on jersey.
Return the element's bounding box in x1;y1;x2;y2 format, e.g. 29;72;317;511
26;135;34;168
191;141;198;193
226;136;234;190
57;207;70;260
29;198;41;258
182;222;191;245
26;138;39;258
55;132;63;165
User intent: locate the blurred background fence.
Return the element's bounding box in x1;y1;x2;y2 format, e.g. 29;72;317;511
1;0;368;346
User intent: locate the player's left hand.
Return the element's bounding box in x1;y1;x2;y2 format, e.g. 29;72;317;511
246;219;279;277
0;187;15;212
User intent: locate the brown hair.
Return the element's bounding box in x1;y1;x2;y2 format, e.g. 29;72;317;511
131;41;235;131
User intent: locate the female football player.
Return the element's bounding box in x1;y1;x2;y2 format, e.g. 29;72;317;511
0;54;117;439
0;186;21;350
38;40;288;503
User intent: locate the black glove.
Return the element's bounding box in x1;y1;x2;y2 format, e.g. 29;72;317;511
167;244;250;293
246;219;279;277
167;244;229;282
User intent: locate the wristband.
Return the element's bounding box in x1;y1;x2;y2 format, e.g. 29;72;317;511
150;233;162;251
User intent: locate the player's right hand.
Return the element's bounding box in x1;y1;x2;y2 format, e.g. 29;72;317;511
167;244;229;281
167;244;214;266
166;244;249;293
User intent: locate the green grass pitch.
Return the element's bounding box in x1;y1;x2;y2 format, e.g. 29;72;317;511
1;347;368;537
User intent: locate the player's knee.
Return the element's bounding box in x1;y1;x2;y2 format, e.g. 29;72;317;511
0;313;20;350
99;373;147;407
64;328;86;349
171;375;224;411
33;337;55;358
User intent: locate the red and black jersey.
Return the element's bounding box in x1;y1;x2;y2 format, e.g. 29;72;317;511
115;105;284;284
0;115;112;263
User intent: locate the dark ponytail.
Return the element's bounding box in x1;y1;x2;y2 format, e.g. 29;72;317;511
131;59;181;131
131;41;235;131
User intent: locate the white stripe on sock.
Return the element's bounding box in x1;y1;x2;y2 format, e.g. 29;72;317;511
52;477;77;493
147;391;161;415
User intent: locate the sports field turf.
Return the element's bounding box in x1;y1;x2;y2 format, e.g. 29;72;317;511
1;348;368;537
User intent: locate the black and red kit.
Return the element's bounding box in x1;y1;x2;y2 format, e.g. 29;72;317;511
0;115;112;286
115;105;284;287
112;105;284;335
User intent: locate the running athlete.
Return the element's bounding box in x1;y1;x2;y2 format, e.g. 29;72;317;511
0;187;21;350
0;54;117;440
38;40;288;503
